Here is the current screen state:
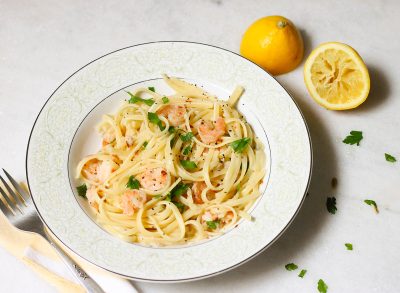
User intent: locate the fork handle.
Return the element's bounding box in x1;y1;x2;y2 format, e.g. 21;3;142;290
42;232;106;293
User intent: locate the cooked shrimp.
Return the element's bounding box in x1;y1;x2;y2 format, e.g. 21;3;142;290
198;117;226;144
86;185;99;211
201;209;234;228
101;129;115;146
82;159;117;184
121;189;147;216
125;126;136;147
192;181;215;204
201;211;218;222
138;167;168;191
158;105;186;126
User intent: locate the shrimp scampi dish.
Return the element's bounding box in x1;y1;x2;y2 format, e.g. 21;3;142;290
76;75;266;246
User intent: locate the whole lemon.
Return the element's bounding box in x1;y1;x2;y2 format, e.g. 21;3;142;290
240;16;304;75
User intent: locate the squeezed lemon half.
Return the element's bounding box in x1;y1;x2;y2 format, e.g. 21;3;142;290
304;42;370;110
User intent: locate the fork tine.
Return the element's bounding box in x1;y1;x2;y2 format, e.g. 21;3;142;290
0;176;24;211
0;184;18;215
2;169;29;205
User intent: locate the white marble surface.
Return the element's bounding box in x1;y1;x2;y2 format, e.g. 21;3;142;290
0;0;399;292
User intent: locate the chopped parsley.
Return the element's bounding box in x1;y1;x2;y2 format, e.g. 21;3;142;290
385;153;396;163
126;176;140;190
298;269;307;278
342;130;363;146
148;112;165;130
76;184;87;198
166;182;189;202
183;146;192;155
162;96;170;104
345;243;353;250
168;126;176;134
326;197;337;214
317;279;328;293
180;160;197;171
364;199;379;213
173;202;185;213
148;86;155;92
154;194;162;199
142;141;148;149
126;91;155;106
285;263;298;271
206;220;220;229
180;132;194;142
236;183;241;192
230;138;251;153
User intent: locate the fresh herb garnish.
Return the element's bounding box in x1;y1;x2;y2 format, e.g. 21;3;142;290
126;91;155;106
298;269;307;278
230;138;251;153
206;220;220;229
76;184;87;198
236;183;241;192
162;96;169;104
168;126;176;134
385;153;396;163
345;243;353;250
183;146;192;155
166;182;189;202
343;130;363;146
154;194;162;199
173;202;185;213
285;263;298;271
148;112;165;130
364;199;379;213
181;160;197;171
142;141;148;149
326;197;337;214
180;132;194;142
148;86;155;92
317;279;328;293
126;176;140;189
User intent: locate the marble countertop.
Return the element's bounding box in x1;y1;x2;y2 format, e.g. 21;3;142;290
1;0;399;292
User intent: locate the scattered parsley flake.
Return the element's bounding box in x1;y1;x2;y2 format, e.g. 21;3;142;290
298;269;307;278
180;132;194;142
168;126;176;134
142;141;148;149
148;86;155;92
173;201;185;213
166;182;189;202
183;146;192;155
180;160;197;170
148;112;165;130
236;183;241;192
326;197;337;214
162;96;170;104
343;130;363;146
230;138;251;153
385;153;396;163
154;194;162;199
345;243;353;250
206;220;220;229
364;199;379;213
285;263;298;271
318;279;328;293
76;184;87;198
126;176;140;189
126;91;154;106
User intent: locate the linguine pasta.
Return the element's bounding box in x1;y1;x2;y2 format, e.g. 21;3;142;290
76;75;266;246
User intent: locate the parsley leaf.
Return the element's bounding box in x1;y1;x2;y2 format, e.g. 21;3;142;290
345;243;353;250
385;153;396;163
180;132;194;142
162;96;170;104
181;160;197;170
126;91;154;106
154;194;162;199
168;126;176;134
142;141;148;149
236;183;241;192
148;112;165;130
76;184;87;198
183;146;192;155
326;197;337;214
166;182;189;202
148;86;155;92
126;176;140;189
230;138;251;153
364;199;379;213
173;201;185;213
285;263;298;271
298;269;307;278
206;220;220;229
317;279;328;293
343;130;363;146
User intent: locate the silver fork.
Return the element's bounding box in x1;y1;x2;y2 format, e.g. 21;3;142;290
0;169;105;293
